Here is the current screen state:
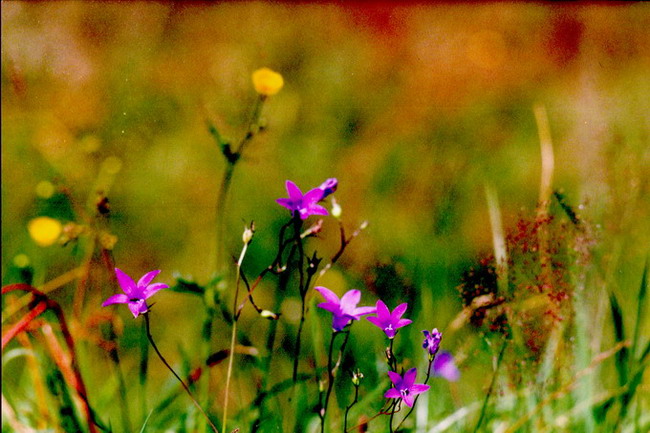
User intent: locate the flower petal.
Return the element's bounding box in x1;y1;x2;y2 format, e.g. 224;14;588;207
396;318;412;329
276;198;297;210
115;268;136;295
384;388;401;399
391;303;408;321
387;371;403;387
366;316;383;329
307;204;329;216
128;300;147;318
138;270;161;288
410;384;430;395
332;314;352;332
403;368;418;388
102;293;129;306
285;180;303;200
303;188;325;204
352;306;376;317
315;286;339;304
317;302;340;313
143;283;168;299
403;394;415;408
339;290;361;314
375;300;391;320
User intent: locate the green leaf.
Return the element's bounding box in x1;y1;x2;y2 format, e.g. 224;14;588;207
169;277;206;296
632;260;648;360
609;293;629;386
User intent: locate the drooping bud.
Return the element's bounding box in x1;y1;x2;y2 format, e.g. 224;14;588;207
318;178;338;200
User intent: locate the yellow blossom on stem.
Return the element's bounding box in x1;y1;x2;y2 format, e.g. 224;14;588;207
28;217;62;247
252;67;284;96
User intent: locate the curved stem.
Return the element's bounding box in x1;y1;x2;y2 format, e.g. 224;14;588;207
143;313;219;433
343;385;359;433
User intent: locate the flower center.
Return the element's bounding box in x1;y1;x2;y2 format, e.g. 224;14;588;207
400;388;410;397
384;324;394;332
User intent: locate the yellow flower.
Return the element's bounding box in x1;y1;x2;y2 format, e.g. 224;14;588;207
252;68;284;96
28;217;63;247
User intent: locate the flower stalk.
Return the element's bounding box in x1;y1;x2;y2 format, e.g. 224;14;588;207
143;312;219;433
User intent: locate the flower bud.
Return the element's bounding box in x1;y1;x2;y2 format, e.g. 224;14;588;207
318;178;338;199
242;226;255;244
252;68;284;96
331;197;342;219
351;369;364;386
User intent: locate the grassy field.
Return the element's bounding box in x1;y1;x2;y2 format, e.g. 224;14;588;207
2;2;649;432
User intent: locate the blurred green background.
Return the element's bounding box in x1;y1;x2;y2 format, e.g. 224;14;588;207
2;2;649;431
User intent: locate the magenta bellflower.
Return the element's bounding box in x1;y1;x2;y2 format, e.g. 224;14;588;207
422;328;442;359
384;368;430;408
431;351;460;382
315;286;375;331
276;179;336;220
366;300;412;339
102;268;168;318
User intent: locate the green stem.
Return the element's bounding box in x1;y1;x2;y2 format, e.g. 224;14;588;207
143;313;219;433
473;339;508;433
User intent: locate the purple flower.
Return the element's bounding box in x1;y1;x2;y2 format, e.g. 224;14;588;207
276;180;329;220
366;300;412;339
384;368;430;408
315;286;375;331
422;328;442;358
431;351;460;382
318;178;338;199
102;268;168;318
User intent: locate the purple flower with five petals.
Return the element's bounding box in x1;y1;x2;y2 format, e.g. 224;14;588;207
315;286;375;331
431;351;460;382
366;300;412;339
422;328;442;358
384;368;430;408
102;268;168;318
276;180;330;220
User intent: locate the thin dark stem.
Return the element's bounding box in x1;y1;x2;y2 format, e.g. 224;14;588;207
143;312;219;433
343;385;359;433
389;401;397;433
473;339;508;433
320;331;338;433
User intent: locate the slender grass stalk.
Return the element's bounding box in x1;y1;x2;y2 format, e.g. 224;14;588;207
108;330;133;433
473;338;508;433
503;341;629;433
143;312;219;433
222;231;251;433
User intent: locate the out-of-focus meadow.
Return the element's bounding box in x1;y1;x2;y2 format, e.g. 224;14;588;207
2;2;649;433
